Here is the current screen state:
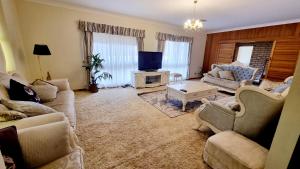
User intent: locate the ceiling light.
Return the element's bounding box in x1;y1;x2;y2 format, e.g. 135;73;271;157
184;0;205;31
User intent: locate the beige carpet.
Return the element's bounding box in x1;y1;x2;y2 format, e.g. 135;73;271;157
75;88;212;169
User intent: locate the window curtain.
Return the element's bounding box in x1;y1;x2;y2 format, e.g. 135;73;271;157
156;32;193;79
162;41;190;79
93;33;138;87
78;21;145;85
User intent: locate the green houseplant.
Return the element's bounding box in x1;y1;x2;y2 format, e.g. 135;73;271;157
86;53;112;93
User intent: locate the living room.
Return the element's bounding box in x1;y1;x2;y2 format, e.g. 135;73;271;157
0;0;299;169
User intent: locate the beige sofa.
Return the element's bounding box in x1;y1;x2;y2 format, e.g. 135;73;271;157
0;77;77;128
1;113;84;169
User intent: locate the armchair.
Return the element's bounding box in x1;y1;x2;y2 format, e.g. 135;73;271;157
195;86;285;138
17;120;84;169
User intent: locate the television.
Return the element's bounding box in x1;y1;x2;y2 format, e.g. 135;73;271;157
138;51;162;71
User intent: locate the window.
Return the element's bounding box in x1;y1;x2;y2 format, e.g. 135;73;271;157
236;46;254;66
93;33;138;87
162;41;190;79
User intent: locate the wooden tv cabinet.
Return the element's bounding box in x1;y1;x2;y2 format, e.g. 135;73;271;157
131;70;170;89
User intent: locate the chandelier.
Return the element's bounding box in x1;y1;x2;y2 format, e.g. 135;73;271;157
184;0;205;31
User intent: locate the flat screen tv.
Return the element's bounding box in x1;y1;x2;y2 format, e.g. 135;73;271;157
138;51;162;71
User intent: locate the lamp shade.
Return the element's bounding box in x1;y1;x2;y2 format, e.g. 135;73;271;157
33;44;51;55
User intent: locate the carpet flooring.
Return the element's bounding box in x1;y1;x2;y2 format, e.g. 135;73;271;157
75;88;212;169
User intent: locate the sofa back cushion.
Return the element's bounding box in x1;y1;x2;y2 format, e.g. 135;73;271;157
0;72;29;89
218;65;255;81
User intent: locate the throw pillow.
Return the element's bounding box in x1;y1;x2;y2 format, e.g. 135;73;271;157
8;79;40;103
0;110;27;122
218;71;235;81
1;99;56;117
0;84;9;100
208;66;222;78
271;83;290;93
30;84;58;103
0;126;26;168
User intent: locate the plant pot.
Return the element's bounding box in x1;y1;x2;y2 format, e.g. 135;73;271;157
89;84;99;93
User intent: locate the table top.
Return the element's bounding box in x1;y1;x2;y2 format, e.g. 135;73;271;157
167;81;218;94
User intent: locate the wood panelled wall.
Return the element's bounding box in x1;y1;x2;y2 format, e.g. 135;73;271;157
203;22;300;80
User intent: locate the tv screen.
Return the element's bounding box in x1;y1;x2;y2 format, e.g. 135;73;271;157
138;51;162;71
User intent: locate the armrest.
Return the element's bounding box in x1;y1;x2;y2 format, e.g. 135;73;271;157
18;121;73;168
198;102;236;131
0;112;66;130
47;79;71;91
240;80;253;87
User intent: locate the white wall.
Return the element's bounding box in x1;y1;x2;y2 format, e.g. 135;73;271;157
0;0;29;77
16;0;207;89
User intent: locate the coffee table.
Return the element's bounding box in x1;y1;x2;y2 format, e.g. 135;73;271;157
166;81;218;111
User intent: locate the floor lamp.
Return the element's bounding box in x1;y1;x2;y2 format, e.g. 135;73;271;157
33;44;51;80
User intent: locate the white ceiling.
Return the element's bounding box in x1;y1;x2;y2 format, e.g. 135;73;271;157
37;0;300;32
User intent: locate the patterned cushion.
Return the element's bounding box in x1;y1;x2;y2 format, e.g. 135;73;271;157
219;65;255;81
0;110;27;122
208;66;223;78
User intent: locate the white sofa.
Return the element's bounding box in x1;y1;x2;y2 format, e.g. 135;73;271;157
202;62;258;92
0;76;77;128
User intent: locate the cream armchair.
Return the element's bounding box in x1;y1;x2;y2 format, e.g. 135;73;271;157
195;86;285;138
0;113;84;169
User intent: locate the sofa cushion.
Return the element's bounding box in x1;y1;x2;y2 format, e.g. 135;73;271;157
0;72;29;89
203;131;268;169
1;99;56;117
208;66;222;78
0;84;9;100
203;75;240;90
43;91;76;128
219;65;255;81
18;121;73;168
219;71;235;81
36;149;83;169
30;84;58;103
0;110;27;122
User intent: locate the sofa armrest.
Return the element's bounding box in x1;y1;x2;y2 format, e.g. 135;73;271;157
0;112;66;130
47;79;71;91
18;121;73;168
240;80;253;87
198;102;236;132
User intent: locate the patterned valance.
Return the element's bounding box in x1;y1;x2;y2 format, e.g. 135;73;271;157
79;21;145;38
156;32;193;43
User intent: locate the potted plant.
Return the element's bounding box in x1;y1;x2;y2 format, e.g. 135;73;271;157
85;53;112;93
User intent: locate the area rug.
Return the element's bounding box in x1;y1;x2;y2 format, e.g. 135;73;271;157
75;88;212;169
139;90;229;118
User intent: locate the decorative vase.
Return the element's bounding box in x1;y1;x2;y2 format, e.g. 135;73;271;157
89;84;98;93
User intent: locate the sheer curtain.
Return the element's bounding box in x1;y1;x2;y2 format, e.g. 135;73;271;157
162;40;190;79
93;33;138;87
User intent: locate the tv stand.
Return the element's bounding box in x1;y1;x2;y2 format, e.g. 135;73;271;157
131;70;170;89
